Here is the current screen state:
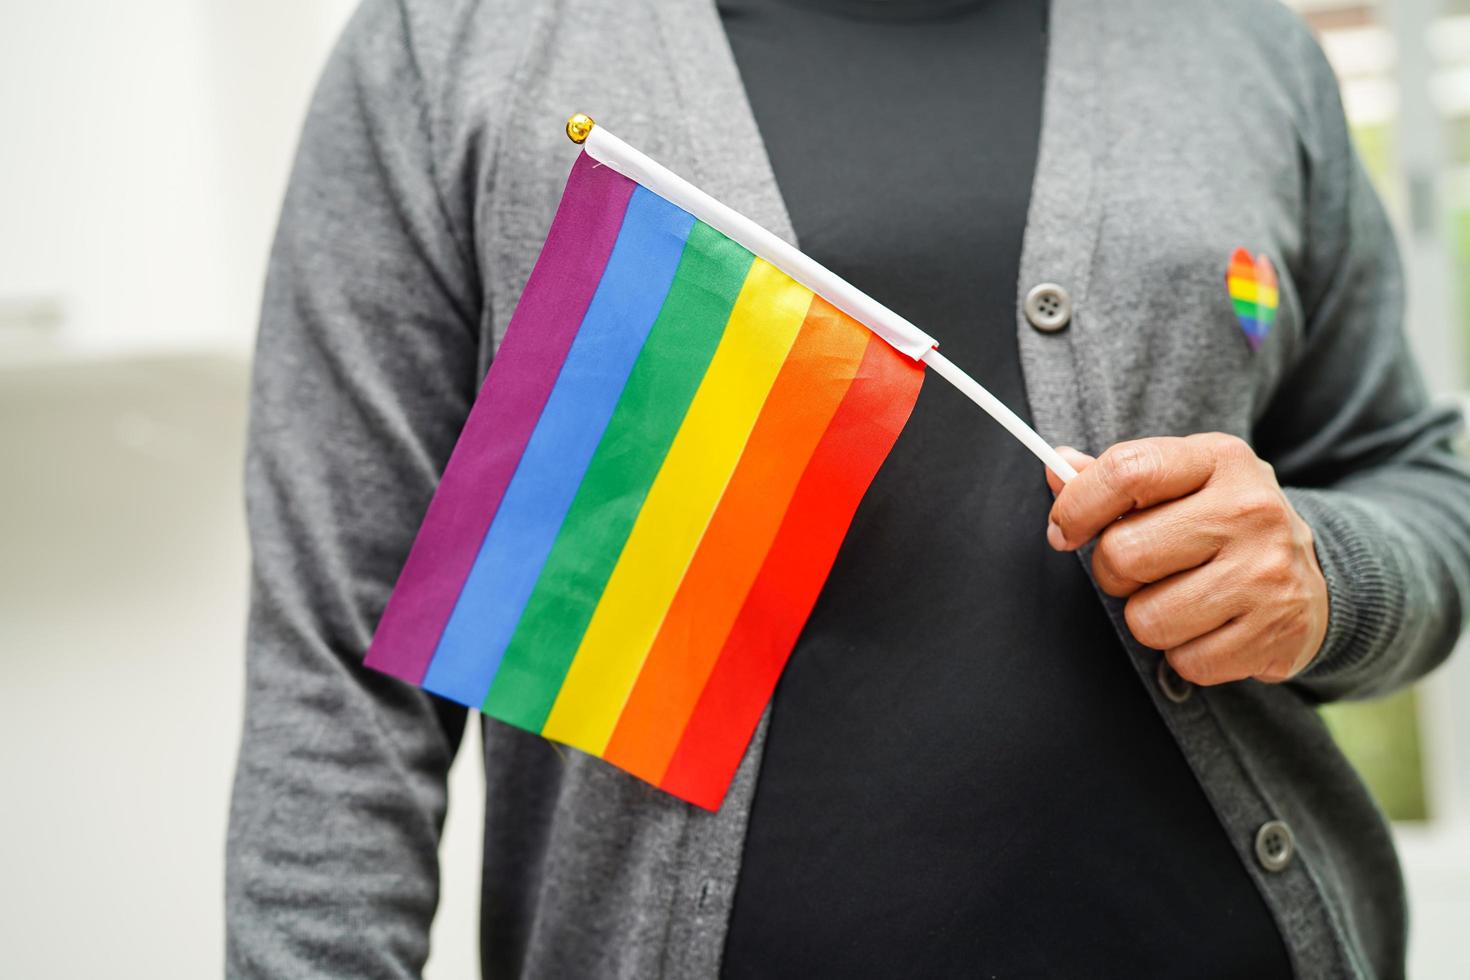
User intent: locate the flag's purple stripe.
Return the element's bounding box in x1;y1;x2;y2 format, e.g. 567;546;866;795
421;188;695;705
364;153;636;684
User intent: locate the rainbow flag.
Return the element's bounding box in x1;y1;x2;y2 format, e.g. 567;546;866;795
365;145;924;809
1226;247;1278;350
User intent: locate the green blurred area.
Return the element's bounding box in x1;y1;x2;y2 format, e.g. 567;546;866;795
1352;122;1395;184
1308;122;1439;824
1454;208;1470;382
1320;690;1429;821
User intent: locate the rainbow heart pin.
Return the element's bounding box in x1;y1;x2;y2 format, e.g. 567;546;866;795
1226;247;1278;350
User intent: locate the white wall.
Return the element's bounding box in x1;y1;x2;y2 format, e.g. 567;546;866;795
0;354;482;978
0;0;356;356
0;3;483;977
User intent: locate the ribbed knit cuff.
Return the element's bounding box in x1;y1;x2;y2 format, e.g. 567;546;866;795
1284;487;1406;691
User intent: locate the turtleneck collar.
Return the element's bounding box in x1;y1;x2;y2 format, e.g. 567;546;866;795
767;0;999;22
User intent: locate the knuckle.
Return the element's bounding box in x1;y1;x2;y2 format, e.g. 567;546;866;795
1096;527;1143;580
1090;547;1120;590
1203;431;1252;463
1264;604;1311;646
1050;497;1080;538
1258;547;1296;586
1292;519;1318;555
1101;441;1163;498
1230;489;1284;526
1108;524;1147;565
1092;549;1130;596
1124;597;1166;649
1167;651;1216;686
1170;649;1246;687
1255;651;1300;684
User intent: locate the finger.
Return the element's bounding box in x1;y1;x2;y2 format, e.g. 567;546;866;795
1048;436;1219;550
1123;562;1249;651
1045;446;1095;496
1164;619;1258;687
1090;495;1229;597
1177;586;1322;685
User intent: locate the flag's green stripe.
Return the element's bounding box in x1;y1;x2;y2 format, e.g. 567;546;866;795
483;221;755;731
1231;296;1276;322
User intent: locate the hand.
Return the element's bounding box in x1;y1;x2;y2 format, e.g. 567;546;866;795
1044;433;1329;686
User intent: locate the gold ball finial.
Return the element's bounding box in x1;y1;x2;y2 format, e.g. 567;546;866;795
566;113;595;144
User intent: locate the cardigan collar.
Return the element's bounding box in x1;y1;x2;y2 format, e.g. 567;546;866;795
649;0;1105;451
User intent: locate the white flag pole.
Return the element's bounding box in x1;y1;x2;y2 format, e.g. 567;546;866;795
920;348;1078;481
567;114;1078;484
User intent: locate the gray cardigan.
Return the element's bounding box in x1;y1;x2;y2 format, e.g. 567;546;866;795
226;0;1470;976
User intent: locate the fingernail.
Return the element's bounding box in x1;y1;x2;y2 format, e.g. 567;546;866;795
1047;520;1066;550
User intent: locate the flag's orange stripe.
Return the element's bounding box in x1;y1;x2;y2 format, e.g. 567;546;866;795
1228;247;1256;278
1256;257;1278;289
657;336;925;810
602;299;873;782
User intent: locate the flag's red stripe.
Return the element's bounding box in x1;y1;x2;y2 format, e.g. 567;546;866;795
1227;247;1257;279
364;154;635;683
657;338;925;810
602;298;872;782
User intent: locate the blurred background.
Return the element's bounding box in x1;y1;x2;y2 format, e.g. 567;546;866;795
2;0;1469;976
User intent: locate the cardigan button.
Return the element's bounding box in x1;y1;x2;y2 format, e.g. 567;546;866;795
1024;283;1072;332
1156;657;1194;703
1254;820;1295;872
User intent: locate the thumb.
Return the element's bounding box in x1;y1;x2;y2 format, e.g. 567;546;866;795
1045;446;1096;495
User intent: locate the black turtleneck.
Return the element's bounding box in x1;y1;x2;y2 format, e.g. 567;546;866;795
717;1;1294;976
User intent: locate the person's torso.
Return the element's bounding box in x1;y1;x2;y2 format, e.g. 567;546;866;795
425;1;1405;975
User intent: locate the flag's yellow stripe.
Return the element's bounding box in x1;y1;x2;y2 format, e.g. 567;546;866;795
1226;276;1278;308
540;259;813;752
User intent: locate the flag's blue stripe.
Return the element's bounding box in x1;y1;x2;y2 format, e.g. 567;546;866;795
1237;313;1269;341
422;188;696;706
